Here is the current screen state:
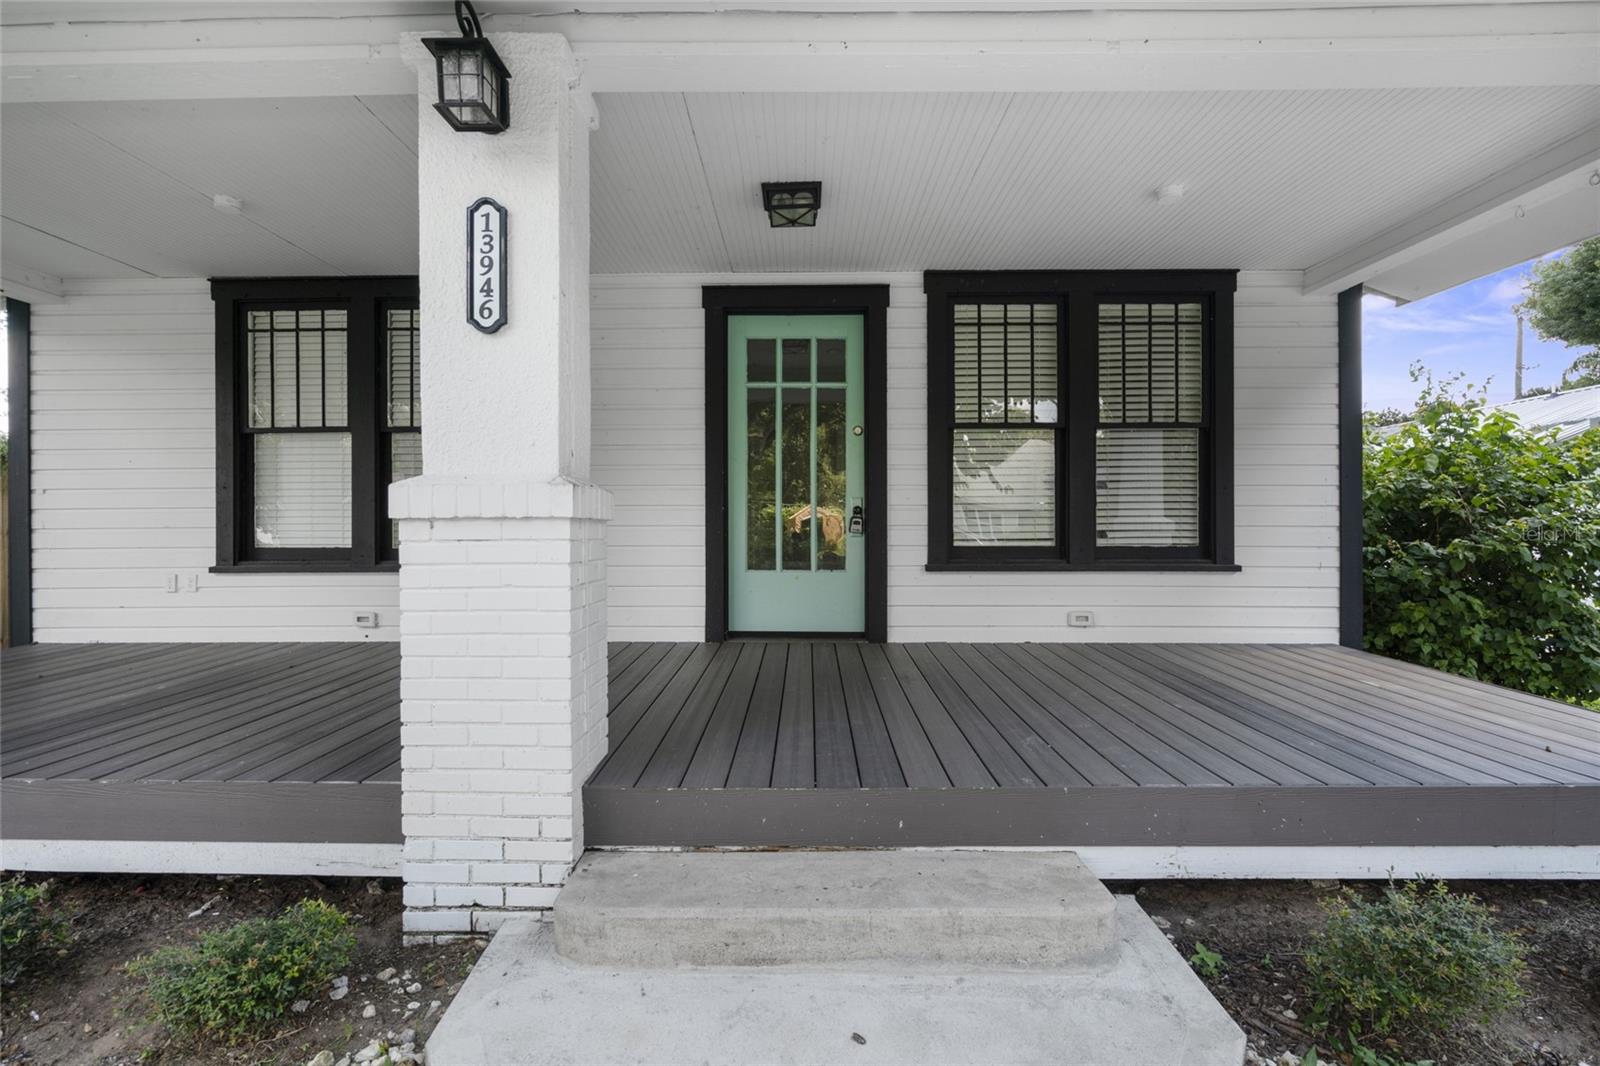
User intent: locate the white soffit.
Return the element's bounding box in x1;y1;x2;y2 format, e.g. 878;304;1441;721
1364;170;1600;303
0;95;418;278
589;86;1600;274
6;86;1600;281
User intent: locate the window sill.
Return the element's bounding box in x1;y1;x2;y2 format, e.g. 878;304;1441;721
924;560;1241;573
210;561;400;575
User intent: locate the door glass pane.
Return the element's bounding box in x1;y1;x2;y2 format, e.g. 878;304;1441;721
386;308;421;428
781;338;811;382
781;388;812;570
952;428;1055;547
253;432;352;548
747;338;776;382
746;388;777;570
816;339;846;382
816;387;847;571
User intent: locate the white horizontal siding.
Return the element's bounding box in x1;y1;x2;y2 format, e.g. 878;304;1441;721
26;278;399;642
592;270;1339;643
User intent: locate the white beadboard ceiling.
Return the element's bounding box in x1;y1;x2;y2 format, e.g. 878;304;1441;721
3;85;1597;281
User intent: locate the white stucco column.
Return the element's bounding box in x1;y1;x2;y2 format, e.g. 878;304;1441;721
392;32;608;939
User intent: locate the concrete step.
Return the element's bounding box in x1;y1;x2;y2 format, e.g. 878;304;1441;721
428;897;1247;1066
553;850;1117;968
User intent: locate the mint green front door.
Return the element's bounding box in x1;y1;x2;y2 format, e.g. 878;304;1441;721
728;314;866;633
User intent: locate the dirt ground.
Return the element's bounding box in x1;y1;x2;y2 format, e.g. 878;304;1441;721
2;875;1596;1066
0;874;482;1066
1132;880;1600;1066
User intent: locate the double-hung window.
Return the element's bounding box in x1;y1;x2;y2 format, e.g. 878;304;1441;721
212;278;421;571
926;271;1235;571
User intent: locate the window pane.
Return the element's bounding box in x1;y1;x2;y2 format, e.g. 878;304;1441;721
816;387;847;571
253;433;352;548
952;428;1056;547
816;338;846;382
1098;302;1202;425
953;302;1057;425
781;388;811;569
747;338;776;382
781;338;811;382
386;308;421;429
388;432;423;550
1096;428;1200;547
746;388;777;571
247;307;348;429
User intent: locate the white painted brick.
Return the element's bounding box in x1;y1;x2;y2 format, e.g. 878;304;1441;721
468;862;547;883
504;839;581;863
403;884;435;907
434;885;505;908
403;910;472;934
504;886;563;908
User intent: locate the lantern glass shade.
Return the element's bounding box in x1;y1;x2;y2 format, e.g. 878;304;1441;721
761;182;822;227
424;36;511;134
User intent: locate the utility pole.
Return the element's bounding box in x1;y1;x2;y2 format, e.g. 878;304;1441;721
1515;313;1525;399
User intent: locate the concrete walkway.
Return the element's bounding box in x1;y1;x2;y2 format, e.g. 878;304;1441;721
426;897;1246;1065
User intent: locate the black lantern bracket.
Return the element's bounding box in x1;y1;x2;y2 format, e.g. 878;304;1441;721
424;1;512;134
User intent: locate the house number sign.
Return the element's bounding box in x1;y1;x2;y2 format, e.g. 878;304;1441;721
468;197;507;333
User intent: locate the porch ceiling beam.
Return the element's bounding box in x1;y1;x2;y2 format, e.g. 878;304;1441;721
1301;125;1600;297
0;265;64;304
3;4;1598;101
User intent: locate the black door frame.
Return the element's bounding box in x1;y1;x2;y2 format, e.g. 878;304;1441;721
702;285;890;643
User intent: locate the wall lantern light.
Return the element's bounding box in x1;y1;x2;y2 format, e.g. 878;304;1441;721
424;1;511;134
761;181;822;227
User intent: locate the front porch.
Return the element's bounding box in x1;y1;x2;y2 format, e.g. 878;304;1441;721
5;641;1595;876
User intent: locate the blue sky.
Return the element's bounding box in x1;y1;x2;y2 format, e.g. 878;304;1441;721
1363;249;1582;412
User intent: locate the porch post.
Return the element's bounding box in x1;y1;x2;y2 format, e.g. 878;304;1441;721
393;32;608;939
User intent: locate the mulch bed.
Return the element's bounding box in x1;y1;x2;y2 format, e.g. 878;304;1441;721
1130;880;1600;1066
2;874;1596;1065
0;873;481;1066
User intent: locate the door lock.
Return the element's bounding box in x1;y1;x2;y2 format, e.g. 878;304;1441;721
848;505;865;536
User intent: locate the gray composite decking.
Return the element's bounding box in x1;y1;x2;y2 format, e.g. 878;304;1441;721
2;642;401;844
5;640;1597;851
585;641;1600;847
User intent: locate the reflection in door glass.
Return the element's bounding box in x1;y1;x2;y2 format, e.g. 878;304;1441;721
817;339;846;382
816;388;847;570
782;338;811;382
747;338;776;382
746;388;777;570
781;388;812;570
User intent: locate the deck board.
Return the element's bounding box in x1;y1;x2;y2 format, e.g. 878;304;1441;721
2;642;402;845
586;641;1600;848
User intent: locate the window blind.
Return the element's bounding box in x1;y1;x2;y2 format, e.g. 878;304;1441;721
245;308;352;549
1096;302;1205;549
951;302;1060;547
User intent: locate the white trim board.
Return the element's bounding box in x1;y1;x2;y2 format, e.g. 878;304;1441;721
593;845;1600;880
0;840;403;878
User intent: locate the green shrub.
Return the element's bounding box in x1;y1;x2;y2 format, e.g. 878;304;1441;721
1305;881;1524;1047
127;899;355;1043
1363;388;1600;705
0;876;70;985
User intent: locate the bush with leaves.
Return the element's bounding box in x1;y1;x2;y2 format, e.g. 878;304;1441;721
1363;382;1600;704
1305;881;1524;1049
127;898;355;1044
0;876;70;985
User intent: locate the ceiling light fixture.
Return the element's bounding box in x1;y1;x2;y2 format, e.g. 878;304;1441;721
1155;183;1187;207
761;181;822;228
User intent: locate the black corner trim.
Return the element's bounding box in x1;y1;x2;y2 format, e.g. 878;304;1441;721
1338;285;1364;649
703;285;891;644
6;298;32;646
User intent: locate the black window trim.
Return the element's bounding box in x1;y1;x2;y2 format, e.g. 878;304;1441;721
924;270;1237;573
211;276;419;573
